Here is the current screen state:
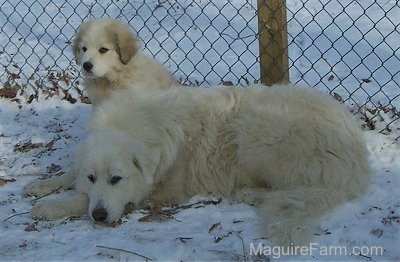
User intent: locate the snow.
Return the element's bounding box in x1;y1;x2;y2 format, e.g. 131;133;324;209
0;0;399;261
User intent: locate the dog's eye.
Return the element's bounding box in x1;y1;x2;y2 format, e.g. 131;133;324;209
110;176;122;185
99;47;109;54
87;174;95;183
82;47;87;52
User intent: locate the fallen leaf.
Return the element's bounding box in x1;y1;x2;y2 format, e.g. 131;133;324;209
25;221;39;232
13;140;44;153
0;178;16;186
47;163;61;174
333;93;343;102
80;96;91;104
138;212;161;222
222;81;233;86
0;87;18;98
208;222;221;233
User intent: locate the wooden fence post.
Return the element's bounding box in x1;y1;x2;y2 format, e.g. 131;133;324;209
257;0;289;85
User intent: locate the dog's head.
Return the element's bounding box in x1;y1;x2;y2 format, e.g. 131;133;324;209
74;130;159;223
72;19;139;80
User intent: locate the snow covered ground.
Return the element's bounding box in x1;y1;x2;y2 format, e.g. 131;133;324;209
0;0;399;261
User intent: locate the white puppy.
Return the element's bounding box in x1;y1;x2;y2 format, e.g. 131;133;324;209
72;18;176;105
22;19;177;198
25;84;371;246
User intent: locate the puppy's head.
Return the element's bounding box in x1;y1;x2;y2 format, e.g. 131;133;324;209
72;19;139;79
74;130;159;223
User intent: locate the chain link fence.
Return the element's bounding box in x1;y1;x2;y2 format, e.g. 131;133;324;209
0;0;399;135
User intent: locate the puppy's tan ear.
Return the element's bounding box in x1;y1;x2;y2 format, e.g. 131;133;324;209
72;21;92;64
110;22;139;65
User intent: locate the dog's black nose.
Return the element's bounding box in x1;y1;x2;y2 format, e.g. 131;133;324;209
83;62;93;72
92;207;108;222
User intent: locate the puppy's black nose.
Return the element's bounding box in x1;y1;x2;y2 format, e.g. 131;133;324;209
92;207;108;222
83;62;93;72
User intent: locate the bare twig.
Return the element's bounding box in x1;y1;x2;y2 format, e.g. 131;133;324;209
96;244;154;261
357;253;372;261
3;211;30;222
31;186;63;202
176;237;193;243
165;197;222;215
139;198;222;222
214;232;233;243
236;233;247;262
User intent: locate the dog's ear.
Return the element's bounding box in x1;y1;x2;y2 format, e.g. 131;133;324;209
72;21;92;64
132;148;159;185
111;23;139;65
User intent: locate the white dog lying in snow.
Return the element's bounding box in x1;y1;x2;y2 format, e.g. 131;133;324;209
24;84;371;246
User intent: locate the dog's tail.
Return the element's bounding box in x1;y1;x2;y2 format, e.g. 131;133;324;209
256;186;351;247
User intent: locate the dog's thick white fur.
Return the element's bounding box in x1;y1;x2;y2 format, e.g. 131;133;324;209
22;18;176;202
73;18;176;105
24;84;371;246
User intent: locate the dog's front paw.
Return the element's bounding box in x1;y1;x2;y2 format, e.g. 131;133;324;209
30;193;89;220
31;202;67;220
23;180;59;198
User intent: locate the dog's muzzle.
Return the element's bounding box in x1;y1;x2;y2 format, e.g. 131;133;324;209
92;206;108;222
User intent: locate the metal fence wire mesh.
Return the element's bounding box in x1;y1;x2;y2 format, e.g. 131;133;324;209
0;0;399;135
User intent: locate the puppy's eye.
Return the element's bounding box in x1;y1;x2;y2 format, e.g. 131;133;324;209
87;174;95;183
110;176;122;185
82;47;87;52
99;47;109;54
